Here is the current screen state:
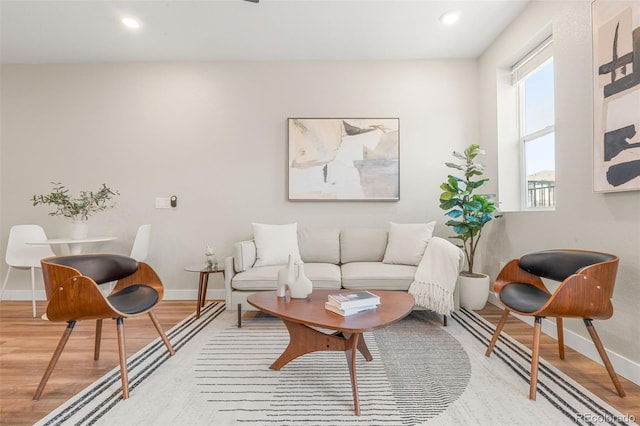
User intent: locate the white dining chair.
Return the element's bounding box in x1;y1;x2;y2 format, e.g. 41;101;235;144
130;224;151;262
1;225;55;317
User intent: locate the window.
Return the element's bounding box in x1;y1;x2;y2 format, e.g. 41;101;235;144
512;37;555;209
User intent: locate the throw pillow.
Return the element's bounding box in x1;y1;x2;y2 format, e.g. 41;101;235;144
252;222;301;267
382;221;436;266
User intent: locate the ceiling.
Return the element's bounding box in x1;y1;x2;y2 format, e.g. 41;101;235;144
0;0;530;64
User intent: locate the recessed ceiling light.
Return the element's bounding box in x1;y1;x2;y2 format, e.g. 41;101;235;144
121;16;141;29
440;11;460;25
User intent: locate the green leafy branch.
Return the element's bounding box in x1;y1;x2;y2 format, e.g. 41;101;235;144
32;182;119;220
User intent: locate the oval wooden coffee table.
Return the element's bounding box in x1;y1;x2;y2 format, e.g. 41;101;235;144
247;289;415;415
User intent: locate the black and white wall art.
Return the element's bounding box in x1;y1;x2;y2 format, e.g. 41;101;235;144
592;0;640;192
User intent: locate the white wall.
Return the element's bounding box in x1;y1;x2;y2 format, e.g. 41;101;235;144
479;1;640;370
1;60;480;297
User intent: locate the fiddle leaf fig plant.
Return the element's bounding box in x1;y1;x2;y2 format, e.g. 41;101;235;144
32;182;119;220
439;144;501;276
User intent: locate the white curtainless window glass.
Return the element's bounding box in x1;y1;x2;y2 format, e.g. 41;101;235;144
512;37;556;209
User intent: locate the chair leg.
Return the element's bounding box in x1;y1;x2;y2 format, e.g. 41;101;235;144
556;317;565;360
443;315;448;326
238;303;242;328
30;267;37;318
94;319;103;360
115;317;129;399
147;311;175;356
0;267;12;300
485;308;510;357
529;317;542;400
584;319;626;397
33;321;76;401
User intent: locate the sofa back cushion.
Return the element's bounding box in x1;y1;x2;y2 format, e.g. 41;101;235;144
234;240;257;273
382;221;436;266
298;228;340;264
340;228;388;263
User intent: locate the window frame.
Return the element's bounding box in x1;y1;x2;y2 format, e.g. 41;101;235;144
513;40;556;210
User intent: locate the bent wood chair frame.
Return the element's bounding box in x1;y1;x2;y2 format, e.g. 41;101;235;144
484;249;625;400
33;255;175;401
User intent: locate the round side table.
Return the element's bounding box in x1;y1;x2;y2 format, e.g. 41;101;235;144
184;264;225;318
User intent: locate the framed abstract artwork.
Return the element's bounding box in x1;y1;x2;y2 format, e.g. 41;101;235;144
592;0;640;192
287;118;400;201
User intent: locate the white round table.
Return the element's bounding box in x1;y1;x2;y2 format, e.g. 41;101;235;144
26;236;117;255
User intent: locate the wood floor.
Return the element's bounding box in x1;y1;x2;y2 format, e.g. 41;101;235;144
1;300;638;425
0;300;196;425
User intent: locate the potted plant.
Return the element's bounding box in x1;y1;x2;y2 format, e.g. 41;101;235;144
439;144;501;309
32;182;119;239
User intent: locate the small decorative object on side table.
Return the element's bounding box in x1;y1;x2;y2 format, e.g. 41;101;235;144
184;263;225;319
204;244;218;269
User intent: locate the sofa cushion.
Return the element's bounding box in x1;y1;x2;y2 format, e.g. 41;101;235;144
300;263;342;289
298;228;340;264
341;262;417;291
340;228;388;263
233;240;257;273
383;221;436;266
231;265;282;290
231;263;341;291
252;222;301;267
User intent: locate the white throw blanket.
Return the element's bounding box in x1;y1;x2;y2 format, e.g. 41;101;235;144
409;237;465;315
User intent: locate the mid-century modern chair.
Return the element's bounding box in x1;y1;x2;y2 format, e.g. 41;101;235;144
33;254;175;401
485;249;625;400
1;224;55;317
130;224;151;262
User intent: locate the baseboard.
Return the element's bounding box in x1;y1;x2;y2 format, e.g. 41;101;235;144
0;289;47;301
487;295;640;387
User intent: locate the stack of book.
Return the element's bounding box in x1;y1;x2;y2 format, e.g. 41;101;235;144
325;291;381;316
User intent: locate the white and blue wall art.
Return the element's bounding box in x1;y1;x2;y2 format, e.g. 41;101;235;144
288;118;400;200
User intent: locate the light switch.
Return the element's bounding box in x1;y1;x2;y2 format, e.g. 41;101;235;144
155;197;171;209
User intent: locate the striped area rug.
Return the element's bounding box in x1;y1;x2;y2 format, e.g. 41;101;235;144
192;312;470;424
36;303;634;426
452;308;635;426
35;302;228;426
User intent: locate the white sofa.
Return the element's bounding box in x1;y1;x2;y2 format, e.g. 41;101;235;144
224;226;463;325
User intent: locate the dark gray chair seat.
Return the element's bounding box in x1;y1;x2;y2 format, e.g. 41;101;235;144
499;282;550;313
108;284;159;314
